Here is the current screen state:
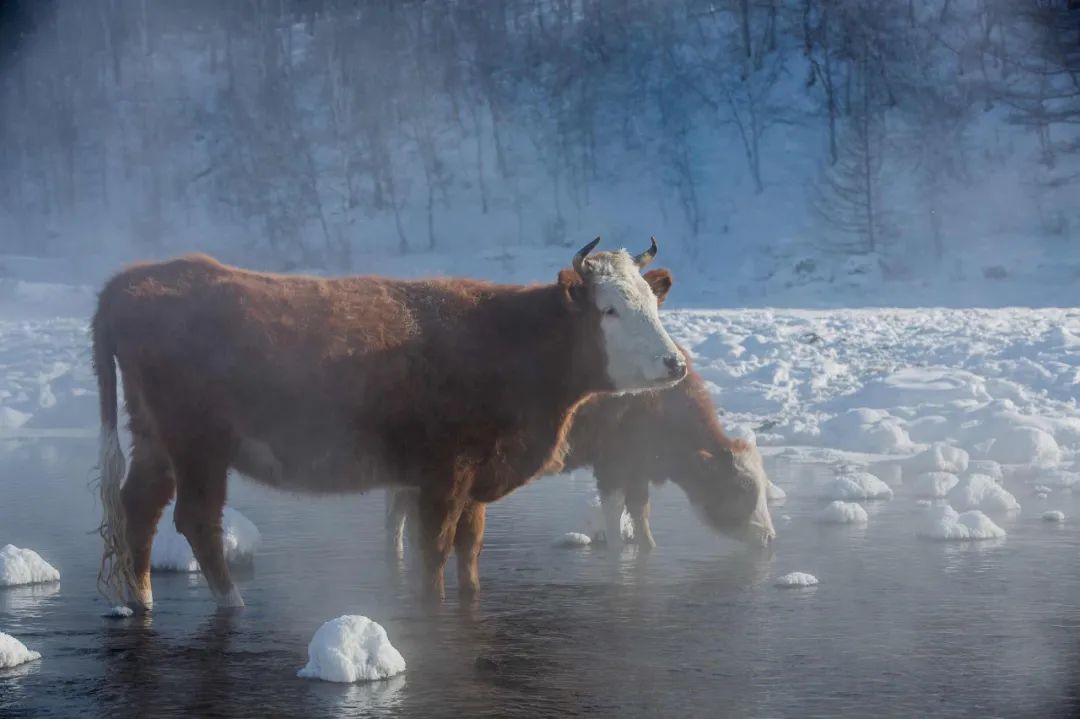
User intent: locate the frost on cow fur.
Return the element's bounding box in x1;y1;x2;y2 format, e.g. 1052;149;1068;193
151;502;261;572
0;632;41;669
917;505;1006;541
297;615;406;683
0;544;60;587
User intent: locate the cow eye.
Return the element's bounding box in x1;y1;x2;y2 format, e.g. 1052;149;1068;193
604;307;618;317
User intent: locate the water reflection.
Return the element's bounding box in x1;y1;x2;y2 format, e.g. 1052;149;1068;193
0;582;60;614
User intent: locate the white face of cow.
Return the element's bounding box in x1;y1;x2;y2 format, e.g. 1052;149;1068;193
584;250;686;392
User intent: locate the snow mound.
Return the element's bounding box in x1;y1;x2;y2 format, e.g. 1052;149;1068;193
553;532;591;548
1042;510;1065;522
948;474;1021;513
0;407;30;431
1035;469;1080;489
819;471;893;501
988;426;1061;467
819;408;913;453
915;499;933;507
297;616;406;683
904;443;969;475
766;482;787;501
1036;492;1050;500
908;416;950;443
848;367;987;408
151;503;261;572
0;544;60;586
0;632;41;669
917;505;1006;541
967;460;1004;482
104;605;134;618
912;472;960;498
774;572;818;588
816;501;868;524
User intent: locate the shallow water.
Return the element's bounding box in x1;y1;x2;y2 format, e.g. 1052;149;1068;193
2;438;1080;718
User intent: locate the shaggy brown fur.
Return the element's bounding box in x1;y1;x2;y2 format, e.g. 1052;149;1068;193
92;253;675;606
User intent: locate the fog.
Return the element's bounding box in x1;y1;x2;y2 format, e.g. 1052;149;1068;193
1;1;1078;304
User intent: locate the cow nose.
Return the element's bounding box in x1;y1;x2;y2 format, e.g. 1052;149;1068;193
663;354;686;380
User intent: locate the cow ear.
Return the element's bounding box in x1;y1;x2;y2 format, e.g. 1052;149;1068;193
643;269;672;305
558;268;587;311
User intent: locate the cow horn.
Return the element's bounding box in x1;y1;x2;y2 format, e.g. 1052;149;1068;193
573;237;601;275
634;237;658;269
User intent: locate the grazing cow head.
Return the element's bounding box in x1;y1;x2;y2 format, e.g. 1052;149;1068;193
677;440;776;547
559;237;686;392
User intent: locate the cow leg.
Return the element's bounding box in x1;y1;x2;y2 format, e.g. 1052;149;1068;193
625;479;656;551
454;501;486;597
121;437;175;611
600;488;627;550
385;488;409;559
172;450;242;608
416;489;466;601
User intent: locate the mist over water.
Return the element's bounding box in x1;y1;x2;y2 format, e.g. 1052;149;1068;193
3;440;1080;717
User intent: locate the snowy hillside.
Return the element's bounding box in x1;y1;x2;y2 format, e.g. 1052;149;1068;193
0;1;1078;306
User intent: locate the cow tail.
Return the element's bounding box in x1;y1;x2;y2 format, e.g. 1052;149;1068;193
92;304;133;604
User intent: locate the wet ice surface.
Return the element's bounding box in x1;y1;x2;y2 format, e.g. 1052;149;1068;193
3;440;1080;717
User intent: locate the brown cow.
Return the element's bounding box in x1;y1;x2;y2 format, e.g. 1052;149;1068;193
92;239;686;610
386;353;775;560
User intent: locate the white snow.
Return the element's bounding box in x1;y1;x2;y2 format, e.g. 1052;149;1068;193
816;501;869;525
819;471;894;501
151;503;261;572
912;472;960;498
104;605;134;618
947;475;1021;513
904;444;970;475
0;544;60;587
766;481;787;501
917;505;1007;541
774;572;819;588
297;616;406;683
967;460;1004;482
553;532;592;548
1035;469;1080;489
987;426;1062;467
1042;511;1065;522
0;632;41;669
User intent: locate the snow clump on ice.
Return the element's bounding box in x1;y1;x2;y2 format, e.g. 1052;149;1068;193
297;615;406;683
917;505;1006;541
819;471;893;501
774;572;819;588
912;472;960;498
1042;511;1065;522
904;443;970;475
0;632;41;669
947;474;1021;513
988;427;1061;467
553;532;591;548
816;501;868;524
151;503;261;572
0;544;59;587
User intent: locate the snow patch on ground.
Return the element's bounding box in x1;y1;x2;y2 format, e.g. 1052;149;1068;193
1042;510;1065;522
0;632;41;669
297;616;406;683
817;501;869;524
987;426;1062;467
151;503;261;572
0;544;60;587
774;572;819;588
917;505;1007;541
